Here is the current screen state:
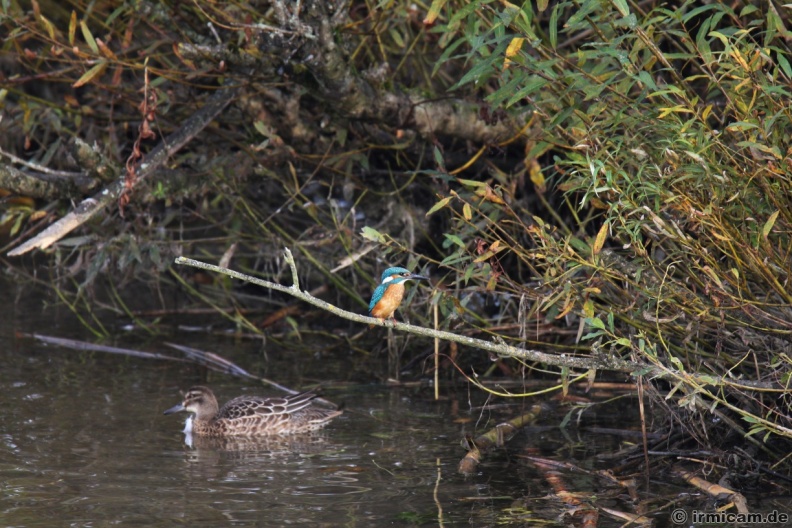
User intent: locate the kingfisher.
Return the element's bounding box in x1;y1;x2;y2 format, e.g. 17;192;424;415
368;267;429;324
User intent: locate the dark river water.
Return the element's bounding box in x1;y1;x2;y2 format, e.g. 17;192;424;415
2;275;782;527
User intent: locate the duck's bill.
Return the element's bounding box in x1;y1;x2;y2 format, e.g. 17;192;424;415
163;403;185;415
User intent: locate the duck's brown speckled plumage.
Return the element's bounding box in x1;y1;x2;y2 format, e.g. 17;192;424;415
164;386;342;436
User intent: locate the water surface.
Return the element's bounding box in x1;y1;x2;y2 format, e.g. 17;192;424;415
0;276;696;527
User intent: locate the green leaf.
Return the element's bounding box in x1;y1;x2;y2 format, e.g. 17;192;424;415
72;60;107;88
433;146;445;170
776;52;792;79
434;35;469;75
637;71;657;91
506;77;548;107
568;0;602;27
80;20;99;54
448;0;486;26
452;54;498;89
389;28;405;48
736;141;781;159
440;250;468;266
486;74;524;106
457;178;487;189
726;121;758;131
612;0;629;17
586;317;606;330
426;196;453;216
696;17;713;63
360;226;386;243
581;331;603;341
443;233;465;248
668;355;684;371
682;4;721;24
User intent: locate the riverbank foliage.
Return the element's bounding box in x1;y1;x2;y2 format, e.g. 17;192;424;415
2;0;791;483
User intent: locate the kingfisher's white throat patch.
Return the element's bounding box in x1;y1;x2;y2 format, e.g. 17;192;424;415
382;275;395;283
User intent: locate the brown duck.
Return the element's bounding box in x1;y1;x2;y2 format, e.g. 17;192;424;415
164;386;342;436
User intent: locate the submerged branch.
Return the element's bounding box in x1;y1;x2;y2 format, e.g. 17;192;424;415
26;333;338;406
458;403;546;474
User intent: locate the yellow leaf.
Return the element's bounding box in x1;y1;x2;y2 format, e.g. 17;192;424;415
96;38;117;60
73;60;107;88
592;220;608;256
555;299;575;319
583;298;595;318
762;210;779;239
475;185;505;205
29;210;48;222
473;251;495;263
38;14;55;40
701;266;723;289
424;0;447;24
701;104;712;121
462;203;472;221
528;158;545;192
730;48;749;70
504;38;524;69
658;106;694;118
69;11;77;46
457;178;486;189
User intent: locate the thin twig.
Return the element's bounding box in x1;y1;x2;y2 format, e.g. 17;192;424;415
283;247;300;290
0;146;85;178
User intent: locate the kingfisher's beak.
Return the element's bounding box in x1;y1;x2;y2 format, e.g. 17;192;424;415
409;273;429;282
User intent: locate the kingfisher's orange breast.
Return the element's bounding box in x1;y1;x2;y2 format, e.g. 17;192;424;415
370;283;405;320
